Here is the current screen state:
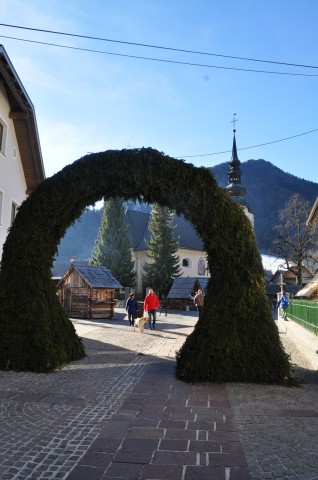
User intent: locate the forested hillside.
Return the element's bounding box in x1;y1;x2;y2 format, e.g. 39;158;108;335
56;159;318;260
211;159;318;251
57;208;102;260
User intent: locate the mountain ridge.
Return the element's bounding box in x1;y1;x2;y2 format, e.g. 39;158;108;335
211;159;318;251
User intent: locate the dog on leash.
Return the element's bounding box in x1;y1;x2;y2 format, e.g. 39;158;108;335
134;316;148;333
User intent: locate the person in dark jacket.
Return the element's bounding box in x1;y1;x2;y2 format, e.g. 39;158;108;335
125;293;138;326
277;292;290;321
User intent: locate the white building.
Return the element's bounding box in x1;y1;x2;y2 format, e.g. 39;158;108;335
125;209;209;293
0;45;45;259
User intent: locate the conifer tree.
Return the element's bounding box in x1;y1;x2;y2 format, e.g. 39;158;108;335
91;197;136;287
143;204;181;297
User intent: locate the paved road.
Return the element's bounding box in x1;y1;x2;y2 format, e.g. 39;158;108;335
0;309;317;479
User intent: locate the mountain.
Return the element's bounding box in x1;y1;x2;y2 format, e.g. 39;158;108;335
56;159;318;260
56;207;102;261
211;159;318;251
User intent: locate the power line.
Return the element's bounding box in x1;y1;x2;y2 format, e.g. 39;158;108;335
178;128;318;159
1;34;318;77
1;22;318;70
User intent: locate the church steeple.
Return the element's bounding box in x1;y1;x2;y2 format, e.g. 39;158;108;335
225;116;246;204
224;115;254;228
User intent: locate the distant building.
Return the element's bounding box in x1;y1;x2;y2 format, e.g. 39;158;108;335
0;45;45;259
125;209;208;293
269;265;314;287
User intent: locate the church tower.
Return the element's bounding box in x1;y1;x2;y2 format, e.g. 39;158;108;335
225;117;254;227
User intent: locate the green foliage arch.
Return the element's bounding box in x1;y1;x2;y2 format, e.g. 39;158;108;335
0;148;290;381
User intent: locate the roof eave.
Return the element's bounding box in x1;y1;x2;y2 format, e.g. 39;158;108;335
0;45;45;192
307;196;318;225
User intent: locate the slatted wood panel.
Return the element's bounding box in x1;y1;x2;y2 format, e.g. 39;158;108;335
89;288;115;319
58;282;117;319
69;287;89;318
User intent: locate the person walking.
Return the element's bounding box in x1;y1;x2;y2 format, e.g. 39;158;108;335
277;291;290;321
144;288;159;330
125;293;138;327
194;288;204;318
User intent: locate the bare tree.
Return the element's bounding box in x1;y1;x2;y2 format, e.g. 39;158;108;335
271;194;318;285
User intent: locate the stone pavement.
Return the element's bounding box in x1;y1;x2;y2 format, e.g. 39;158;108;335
0;309;318;480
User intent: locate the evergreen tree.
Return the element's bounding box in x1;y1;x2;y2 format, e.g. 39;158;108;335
143;204;181;298
91;197;136;287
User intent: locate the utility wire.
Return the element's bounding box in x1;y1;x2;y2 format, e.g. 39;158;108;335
1;34;318;77
1;22;318;70
178;128;318;158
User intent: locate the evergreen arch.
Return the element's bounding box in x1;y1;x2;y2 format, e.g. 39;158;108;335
0;148;290;382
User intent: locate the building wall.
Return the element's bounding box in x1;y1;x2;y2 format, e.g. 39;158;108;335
0;82;28;259
133;247;209;295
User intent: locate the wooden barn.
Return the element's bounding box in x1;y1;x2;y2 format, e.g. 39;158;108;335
57;264;123;319
167;277;209;310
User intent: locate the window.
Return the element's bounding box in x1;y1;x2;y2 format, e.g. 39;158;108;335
0;191;3;225
11;202;18;226
0;117;7;156
197;257;206;276
182;258;192;268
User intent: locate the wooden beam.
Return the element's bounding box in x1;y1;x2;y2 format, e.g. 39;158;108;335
9;111;29;120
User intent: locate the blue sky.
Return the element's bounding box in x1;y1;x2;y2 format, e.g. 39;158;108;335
1;0;318;184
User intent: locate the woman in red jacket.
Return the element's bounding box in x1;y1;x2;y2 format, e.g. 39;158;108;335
144;289;159;330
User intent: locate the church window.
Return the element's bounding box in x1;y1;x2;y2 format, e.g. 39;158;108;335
182;258;192;268
198;257;206;276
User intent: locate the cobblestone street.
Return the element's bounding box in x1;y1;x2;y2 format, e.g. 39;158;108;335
0;309;317;479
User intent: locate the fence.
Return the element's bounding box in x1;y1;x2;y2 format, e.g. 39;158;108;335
287;300;318;336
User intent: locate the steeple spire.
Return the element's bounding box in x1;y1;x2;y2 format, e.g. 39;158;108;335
224;115;254;228
225;116;246;203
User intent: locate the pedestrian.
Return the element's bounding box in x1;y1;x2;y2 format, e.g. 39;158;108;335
194;288;204;318
277;291;290;321
144;288;159;330
125;293;138;327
